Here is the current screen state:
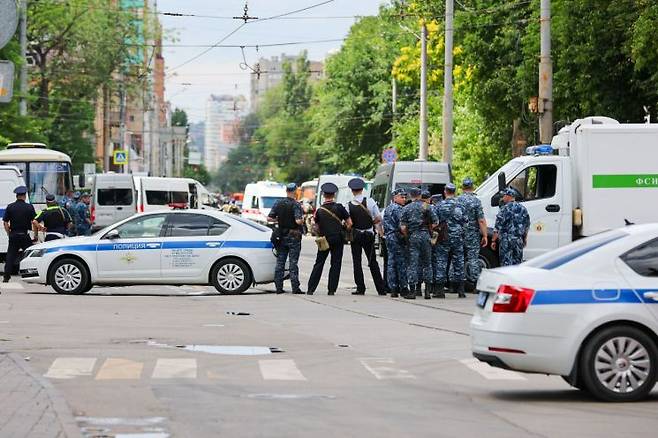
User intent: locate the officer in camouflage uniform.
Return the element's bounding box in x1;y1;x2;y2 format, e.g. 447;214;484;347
492;187;530;266
383;188;408;298
434;183;467;298
400;187;438;300
457;177;488;291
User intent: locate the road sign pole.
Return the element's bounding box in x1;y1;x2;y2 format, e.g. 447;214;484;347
19;0;28;115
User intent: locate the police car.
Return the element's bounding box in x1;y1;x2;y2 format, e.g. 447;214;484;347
19;210;276;295
471;224;658;402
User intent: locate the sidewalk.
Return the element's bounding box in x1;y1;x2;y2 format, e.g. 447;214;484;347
0;353;81;438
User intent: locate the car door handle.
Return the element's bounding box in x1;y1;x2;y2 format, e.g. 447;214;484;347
206;242;222;248
643;291;658;301
546;204;560;212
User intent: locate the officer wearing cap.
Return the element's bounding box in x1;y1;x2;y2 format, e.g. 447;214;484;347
421;190;431;203
400;187;438;299
383;188;409;298
33;194;73;242
347;177;386;295
74;192;92;236
2;186;37;283
268;183;304;294
67;191;81;236
457;177;488;290
307;182;352;295
492;187;530;266
433;183;467;298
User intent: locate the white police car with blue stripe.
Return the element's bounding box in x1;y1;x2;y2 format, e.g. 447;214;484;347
19;210;276;295
471;224;658;401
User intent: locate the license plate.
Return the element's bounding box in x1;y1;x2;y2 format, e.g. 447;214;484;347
477;291;489;308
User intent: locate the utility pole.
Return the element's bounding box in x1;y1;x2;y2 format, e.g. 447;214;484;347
418;21;428;161
442;0;454;165
538;0;553;144
392;77;397;142
119;80;127;173
18;0;28;116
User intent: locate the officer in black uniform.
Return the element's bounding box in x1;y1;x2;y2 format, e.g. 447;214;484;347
267;183;304;294
33;194;73;242
307;182;352;296
2;186;36;283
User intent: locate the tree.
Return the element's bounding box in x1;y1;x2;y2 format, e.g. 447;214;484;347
172;108;188;127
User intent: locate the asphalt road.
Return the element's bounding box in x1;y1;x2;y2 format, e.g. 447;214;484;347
0;238;656;437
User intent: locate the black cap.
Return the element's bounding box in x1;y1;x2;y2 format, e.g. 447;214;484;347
45;194;56;202
348;178;365;190
321;182;338;194
408;187;421;197
13;186;27;195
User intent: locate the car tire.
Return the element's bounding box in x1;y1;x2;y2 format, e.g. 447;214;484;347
210;258;252;295
49;258;91;295
579;325;657;402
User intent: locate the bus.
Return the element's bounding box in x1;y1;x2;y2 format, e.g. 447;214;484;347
0;143;74;211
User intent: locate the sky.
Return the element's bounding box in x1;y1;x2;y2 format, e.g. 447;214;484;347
158;0;388;122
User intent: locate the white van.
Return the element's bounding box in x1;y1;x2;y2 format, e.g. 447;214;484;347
315;174;372;208
370;161;451;208
182;178;216;210
91;174;136;230
136;177;189;213
242;181;287;224
0;166;27;258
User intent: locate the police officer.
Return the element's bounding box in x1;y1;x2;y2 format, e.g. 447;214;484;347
33;194;73;242
347;177;386;295
307;183;352;296
75;193;92;236
268;183;304;294
383;188;408;298
457;178;488;290
400;187;438;300
492;187;530;266
434;183;467;298
67;191;80;236
2;186;36;283
60;189;74;210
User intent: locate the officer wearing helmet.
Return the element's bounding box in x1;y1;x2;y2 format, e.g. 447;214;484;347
267;183;304;294
491;187;530;266
33;194;73;241
2;186;36;283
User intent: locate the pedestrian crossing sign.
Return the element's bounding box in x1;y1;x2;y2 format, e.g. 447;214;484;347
113;150;128;165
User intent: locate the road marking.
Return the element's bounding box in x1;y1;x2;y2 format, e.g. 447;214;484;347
359;358;416;380
202;323;224;327
259;359;307;381
460;358;527;380
152;358;197;379
95;358;144;380
45;357;96;379
0;282;24;289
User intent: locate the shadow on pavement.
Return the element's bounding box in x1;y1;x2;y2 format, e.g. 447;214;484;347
489;388;658;403
24;289;277;297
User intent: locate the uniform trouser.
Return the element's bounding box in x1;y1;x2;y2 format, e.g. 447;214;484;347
408;232;432;284
4;233;32;279
464;235;481;283
307;234;344;293
435;238;465;283
350;230;385;293
500;236;524;266
76;226;91;236
274;234;302;291
385;236;407;291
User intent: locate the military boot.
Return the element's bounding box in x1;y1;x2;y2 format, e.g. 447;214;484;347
404;284;417;300
423;283;431;300
457;281;466;298
400;287;410;299
432;282;446;299
390;288;399;298
415;283;422;296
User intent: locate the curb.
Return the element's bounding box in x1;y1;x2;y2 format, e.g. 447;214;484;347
7;353;82;438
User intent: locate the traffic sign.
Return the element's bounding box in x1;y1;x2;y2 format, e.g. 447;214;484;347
381;147;398;164
0;0;19;50
113;150;128;165
0;61;14;103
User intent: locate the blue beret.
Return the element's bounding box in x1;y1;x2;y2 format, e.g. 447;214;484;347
321;182;338;194
462;177;474;188
408;187;421;197
286;183;297;192
445;183;457;192
13;186;27;195
348;178;365;190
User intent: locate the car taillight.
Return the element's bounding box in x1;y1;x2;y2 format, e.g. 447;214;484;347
492;285;535;313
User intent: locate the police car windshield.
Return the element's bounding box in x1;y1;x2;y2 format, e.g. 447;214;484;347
524;229;628;270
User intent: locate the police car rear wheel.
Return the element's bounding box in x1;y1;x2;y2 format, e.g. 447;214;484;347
580;326;657;402
50;258;90;295
211;259;251;294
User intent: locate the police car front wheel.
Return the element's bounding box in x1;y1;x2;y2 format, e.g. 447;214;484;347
580;325;657;402
211;258;251;294
49;258;91;295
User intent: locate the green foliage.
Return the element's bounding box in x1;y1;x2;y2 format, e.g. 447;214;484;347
171;108;188;127
184;164;210;186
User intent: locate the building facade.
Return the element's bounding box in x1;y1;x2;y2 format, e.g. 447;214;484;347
203;95;247;172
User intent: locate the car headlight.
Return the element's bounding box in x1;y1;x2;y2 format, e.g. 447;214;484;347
26;249;46;258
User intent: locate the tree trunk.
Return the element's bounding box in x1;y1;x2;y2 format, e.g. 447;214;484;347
511;118;527;157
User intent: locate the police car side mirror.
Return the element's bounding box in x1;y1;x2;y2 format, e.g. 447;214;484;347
105;229;120;240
